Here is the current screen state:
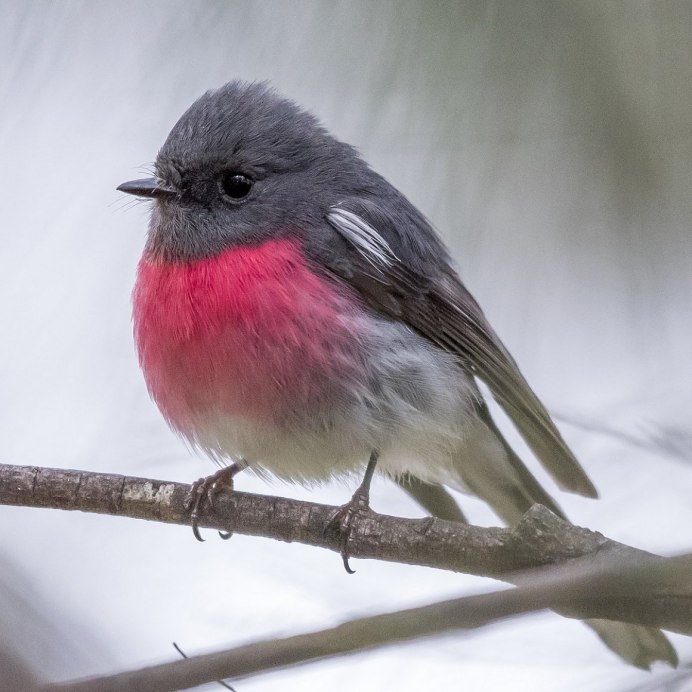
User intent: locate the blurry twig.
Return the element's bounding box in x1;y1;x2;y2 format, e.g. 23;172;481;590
41;552;692;692
173;643;236;691
558;413;692;464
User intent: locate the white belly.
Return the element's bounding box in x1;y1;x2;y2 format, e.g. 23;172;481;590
185;318;484;490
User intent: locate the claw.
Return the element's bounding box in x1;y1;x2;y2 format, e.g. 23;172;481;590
184;464;241;540
324;452;379;574
325;490;372;573
192;518;205;543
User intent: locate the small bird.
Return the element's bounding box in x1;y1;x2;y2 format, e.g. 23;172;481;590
118;81;673;667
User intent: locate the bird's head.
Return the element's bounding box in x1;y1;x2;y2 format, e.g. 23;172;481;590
118;81;367;261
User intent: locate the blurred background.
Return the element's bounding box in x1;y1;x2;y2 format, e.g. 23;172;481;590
1;1;691;689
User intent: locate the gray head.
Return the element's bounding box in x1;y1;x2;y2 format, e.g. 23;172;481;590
118;80;451;274
119;81;378;261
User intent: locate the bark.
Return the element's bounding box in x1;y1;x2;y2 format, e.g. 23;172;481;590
3;463;691;690
1;462;690;631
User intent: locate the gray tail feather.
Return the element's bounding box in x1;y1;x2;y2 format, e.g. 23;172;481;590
481;409;677;668
586;620;678;669
404;404;677;669
474;401;567;523
396;475;468;523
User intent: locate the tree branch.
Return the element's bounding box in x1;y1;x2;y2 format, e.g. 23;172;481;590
42;552;692;692
1;463;690;632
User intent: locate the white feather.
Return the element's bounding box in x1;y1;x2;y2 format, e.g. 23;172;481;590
327;206;397;268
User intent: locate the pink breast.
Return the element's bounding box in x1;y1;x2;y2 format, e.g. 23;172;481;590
133;239;363;432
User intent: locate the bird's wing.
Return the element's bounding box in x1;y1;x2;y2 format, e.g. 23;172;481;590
318;200;597;498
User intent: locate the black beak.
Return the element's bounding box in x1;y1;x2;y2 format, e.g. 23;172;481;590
117;177;177;199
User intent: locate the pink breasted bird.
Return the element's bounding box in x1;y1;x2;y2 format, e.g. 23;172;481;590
118;81;674;667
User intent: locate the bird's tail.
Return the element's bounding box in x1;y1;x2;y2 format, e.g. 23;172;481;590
437;402;678;669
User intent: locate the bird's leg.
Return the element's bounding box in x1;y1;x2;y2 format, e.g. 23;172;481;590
325;451;378;574
184;462;244;542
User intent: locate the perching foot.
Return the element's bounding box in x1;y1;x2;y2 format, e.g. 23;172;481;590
323;452;378;574
184;463;242;541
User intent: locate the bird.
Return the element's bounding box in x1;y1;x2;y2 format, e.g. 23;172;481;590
117;80;674;668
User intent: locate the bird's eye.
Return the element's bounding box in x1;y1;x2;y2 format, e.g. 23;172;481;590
220;172;253;201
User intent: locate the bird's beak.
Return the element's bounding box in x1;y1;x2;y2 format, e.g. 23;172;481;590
117;177;177;199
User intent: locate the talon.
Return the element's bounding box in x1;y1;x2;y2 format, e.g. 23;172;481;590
192;517;205;542
324;489;373;574
183;464;241;540
342;554;355;574
323;453;379;573
186;477;208;541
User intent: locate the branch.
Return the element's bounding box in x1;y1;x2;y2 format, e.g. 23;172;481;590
1;463;691;631
42;552;692;692
0;463;639;573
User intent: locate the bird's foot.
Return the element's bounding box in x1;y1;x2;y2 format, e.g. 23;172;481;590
324;485;374;574
184;464;240;541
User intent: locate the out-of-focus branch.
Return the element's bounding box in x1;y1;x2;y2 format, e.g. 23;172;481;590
42;552;692;692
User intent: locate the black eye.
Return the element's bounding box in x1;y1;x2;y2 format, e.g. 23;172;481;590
220;172;253;200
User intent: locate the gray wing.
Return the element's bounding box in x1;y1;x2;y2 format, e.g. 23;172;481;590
318;203;681;670
319;200;597;499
